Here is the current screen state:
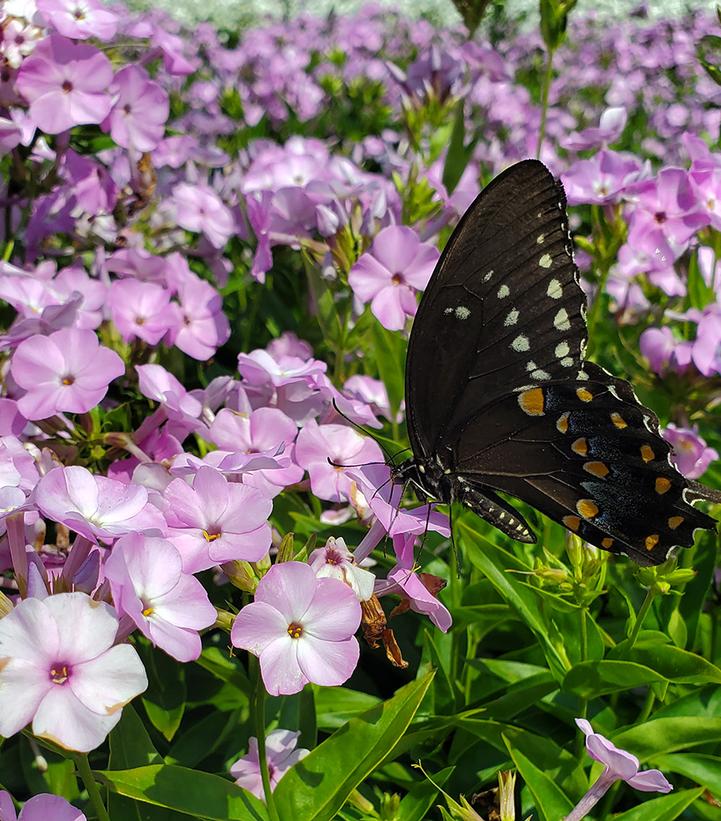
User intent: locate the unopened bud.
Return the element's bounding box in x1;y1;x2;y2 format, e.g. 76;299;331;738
0;592;13;619
222;560;257;593
498;770;516;821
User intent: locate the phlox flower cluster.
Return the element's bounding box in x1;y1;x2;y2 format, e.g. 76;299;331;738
0;0;719;815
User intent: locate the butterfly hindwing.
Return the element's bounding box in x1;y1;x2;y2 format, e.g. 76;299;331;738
403;159;717;564
449;375;714;564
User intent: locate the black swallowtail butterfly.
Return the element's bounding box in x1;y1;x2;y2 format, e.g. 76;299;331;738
395;159;718;565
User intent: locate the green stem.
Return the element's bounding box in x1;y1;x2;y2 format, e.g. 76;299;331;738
627;588;657;650
76;754;110;821
535;47;555;159
252;659;280;821
576;607;589;756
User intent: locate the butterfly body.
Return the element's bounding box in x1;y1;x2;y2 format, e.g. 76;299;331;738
401;159;717;565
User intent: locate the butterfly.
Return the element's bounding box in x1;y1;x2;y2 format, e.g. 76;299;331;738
394;159;719;565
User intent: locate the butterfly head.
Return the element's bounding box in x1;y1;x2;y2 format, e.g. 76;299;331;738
392;456;452;503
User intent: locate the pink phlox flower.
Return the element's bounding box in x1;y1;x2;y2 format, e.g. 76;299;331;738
308;536;375;601
172;183;235;249
135;364;205;431
625;167;708;246
0;790;86;820
343;374;402;423
151;28;199;76
266;332;313;361
105;534;216;662
104;65;169;153
315;374;383;429
111;280;178;346
563;106;627;152
37;0;118;40
34;465;166;542
104;247;169;283
231;561;361;696
0;19;45;69
0;400;26;437
237;349;326;389
169;451;281;484
10;327;124;420
662;423;718;479
295;420;383;502
562;149;646;206
375;559;452;633
230;729;309;800
209;407;303;492
165;267;230;361
0;592;147;752
61;149;118;216
163;466;272;573
50;265;107;330
565;719;672;821
16;35;113;134
640;327;692;375
691;307;721;377
348;225;440;331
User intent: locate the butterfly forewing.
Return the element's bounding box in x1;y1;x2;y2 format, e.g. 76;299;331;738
404;159;718;564
406;160;587;460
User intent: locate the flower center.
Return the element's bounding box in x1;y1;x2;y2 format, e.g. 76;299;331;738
135;315;146;325
325;549;342;565
61;375;75;385
49;662;71;685
203;528;221;542
287;622;303;639
62;80;73;93
654;211;667;224
142;604;154;617
391;273;403;285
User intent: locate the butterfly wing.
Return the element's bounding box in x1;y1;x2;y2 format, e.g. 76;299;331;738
406;160;587;463
405;160;717;563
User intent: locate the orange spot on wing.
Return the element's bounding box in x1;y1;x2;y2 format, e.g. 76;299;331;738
577;499;599;519
518;387;545;416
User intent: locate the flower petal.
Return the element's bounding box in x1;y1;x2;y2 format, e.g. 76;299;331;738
231;601;288;655
296;634;359;687
69;644;147;715
32;685;120;753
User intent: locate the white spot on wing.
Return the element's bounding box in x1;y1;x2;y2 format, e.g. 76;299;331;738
455;306;470;319
555;341;570;358
497;284;510;299
526;360;538;372
511;334;530;352
561;357;574;367
536;233;545;244
483;270;494;282
547;279;563;299
531;369;551;380
504;308;519;326
539;254;553;269
554;308;570;331
577;370;589;380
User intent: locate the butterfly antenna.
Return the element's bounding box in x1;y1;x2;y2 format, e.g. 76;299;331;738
330;398;396;465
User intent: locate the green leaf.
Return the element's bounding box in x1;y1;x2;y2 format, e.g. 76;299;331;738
370;321;407;419
109;705;162;769
97;764;269;821
140;645;187;742
652;753;721;796
396;766;453;821
609;642;721;685
459;519;569;678
504;736;573;820
108;707;189;821
612;718;721;761
483;671;558;720
313;686;381;731
166;710;242;768
698;35;721;86
610;787;705;821
564;660;668;698
273;672;434;821
442;101;477;194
